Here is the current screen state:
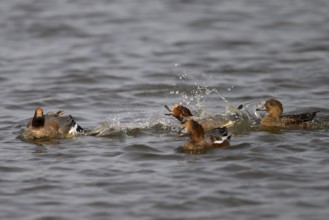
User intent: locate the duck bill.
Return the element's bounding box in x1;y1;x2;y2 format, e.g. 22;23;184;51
256;101;267;111
256;104;266;111
164;105;173;115
164;105;172;113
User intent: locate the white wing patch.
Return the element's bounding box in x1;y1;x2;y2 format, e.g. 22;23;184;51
68;123;78;134
214;140;224;144
213;135;230;144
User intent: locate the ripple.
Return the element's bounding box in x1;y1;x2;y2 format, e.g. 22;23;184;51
122;144;162;153
0;166;28;173
18;185;62;194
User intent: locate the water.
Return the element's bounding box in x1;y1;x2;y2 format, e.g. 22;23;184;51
1;0;329;219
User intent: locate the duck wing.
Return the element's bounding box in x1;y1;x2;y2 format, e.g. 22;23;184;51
45;115;84;135
205;127;228;136
46;109;65;116
205;127;231;143
281;111;318;125
203;127;231;148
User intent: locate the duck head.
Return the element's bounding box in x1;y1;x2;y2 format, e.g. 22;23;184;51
165;104;193;121
257;99;283;118
32;107;45;128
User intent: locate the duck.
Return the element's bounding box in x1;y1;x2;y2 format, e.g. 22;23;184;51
23;107;85;139
256;99;318;128
164;104;193;121
179;118;231;154
165;104;235;130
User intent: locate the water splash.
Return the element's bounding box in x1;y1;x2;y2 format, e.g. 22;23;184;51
89;110;181;137
167;76;269;133
89;69;329;136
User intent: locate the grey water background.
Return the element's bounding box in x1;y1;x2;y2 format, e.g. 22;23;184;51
1;0;329;219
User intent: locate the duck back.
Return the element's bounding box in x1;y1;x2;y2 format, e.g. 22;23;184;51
46;115;84;135
281;111;318;126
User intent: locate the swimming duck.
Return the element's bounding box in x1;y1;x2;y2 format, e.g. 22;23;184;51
179;118;231;154
256;99;318;128
165;104;234;130
23;107;84;139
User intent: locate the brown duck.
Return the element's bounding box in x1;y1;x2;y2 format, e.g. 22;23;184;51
179;119;231;154
257;99;318;128
164;104;193;121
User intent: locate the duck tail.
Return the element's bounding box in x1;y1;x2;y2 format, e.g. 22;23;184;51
76;123;85;133
213;133;231;144
310;111;319;121
68;121;85;134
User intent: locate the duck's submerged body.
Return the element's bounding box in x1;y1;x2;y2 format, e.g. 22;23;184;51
22;107;84;140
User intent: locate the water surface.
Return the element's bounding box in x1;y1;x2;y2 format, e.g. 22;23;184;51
1;0;329;219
